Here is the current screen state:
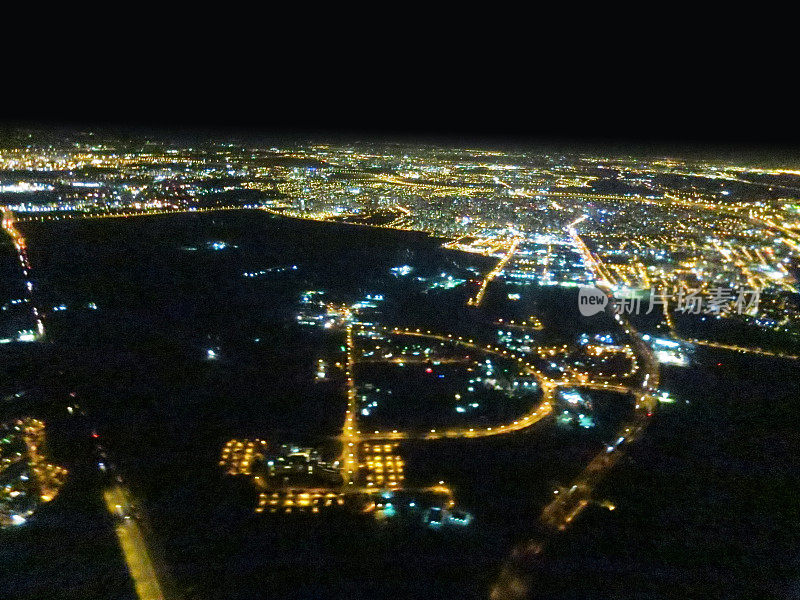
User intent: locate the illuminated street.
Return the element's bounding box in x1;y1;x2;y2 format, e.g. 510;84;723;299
103;485;165;600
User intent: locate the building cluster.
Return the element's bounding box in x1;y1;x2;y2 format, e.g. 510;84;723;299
1;418;68;528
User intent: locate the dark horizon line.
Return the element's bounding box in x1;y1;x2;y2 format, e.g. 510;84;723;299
2;120;800;160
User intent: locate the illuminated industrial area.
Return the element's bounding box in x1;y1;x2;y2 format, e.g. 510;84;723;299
0;418;67;528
